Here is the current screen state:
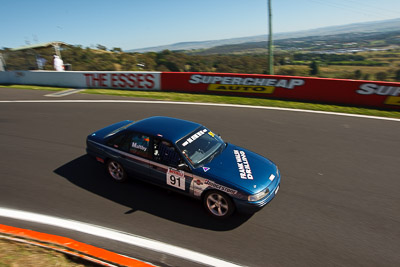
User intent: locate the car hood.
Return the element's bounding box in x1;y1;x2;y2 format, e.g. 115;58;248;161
192;143;279;194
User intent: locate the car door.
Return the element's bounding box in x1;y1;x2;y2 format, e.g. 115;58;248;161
106;131;151;178
149;138;193;195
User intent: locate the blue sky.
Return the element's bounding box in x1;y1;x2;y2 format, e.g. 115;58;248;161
2;0;400;50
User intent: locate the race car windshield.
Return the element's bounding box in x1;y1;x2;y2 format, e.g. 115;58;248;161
176;127;225;169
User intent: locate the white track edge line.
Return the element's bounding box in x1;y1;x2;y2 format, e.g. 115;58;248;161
0;99;399;122
0;207;243;267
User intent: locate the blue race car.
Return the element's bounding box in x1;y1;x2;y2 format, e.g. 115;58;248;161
86;116;280;218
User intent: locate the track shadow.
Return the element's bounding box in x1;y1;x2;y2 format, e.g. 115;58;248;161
54;155;253;231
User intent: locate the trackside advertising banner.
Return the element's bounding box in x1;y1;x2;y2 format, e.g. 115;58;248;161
0;71;161;90
1;71;399;109
83;72;160;90
161;72;400;109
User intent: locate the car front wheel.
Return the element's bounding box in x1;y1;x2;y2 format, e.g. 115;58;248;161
106;160;127;182
203;190;235;219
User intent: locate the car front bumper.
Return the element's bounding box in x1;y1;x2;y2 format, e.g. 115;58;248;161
233;176;280;214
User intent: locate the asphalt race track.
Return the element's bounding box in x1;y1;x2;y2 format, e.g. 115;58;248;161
1;88;399;267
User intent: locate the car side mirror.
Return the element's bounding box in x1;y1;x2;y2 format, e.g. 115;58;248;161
178;163;191;172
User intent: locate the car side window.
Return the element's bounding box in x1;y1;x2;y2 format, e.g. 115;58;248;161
129;133;151;159
107;133;129;151
153;138;182;168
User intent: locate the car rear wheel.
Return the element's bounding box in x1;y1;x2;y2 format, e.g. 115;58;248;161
203;190;234;219
106;160;127;182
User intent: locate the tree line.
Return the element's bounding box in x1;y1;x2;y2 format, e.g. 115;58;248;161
1;44;400;82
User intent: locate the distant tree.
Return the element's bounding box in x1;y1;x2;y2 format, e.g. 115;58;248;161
163;61;180;72
354;70;362;79
158;50;172;57
277;67;299;76
375;72;388;81
215;63;233;73
111;47;122;53
363;74;371;81
96;44;107;51
395;69;400;81
137;53;157;70
309;61;320;75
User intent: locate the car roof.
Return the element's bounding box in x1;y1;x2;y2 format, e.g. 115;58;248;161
128;116;202;143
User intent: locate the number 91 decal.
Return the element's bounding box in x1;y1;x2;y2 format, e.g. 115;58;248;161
167;168;186;191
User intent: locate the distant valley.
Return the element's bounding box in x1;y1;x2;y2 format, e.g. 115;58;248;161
128;18;400;53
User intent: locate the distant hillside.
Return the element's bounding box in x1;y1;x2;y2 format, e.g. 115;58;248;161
128;18;400;53
190;30;400;55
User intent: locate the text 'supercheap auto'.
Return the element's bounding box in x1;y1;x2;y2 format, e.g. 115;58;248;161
86;116;280;218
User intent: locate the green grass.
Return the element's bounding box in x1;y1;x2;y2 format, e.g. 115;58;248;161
3;85;66;91
0;239;96;267
2;85;400;119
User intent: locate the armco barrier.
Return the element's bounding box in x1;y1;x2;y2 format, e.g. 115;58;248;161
161;72;400;110
1;70;399;109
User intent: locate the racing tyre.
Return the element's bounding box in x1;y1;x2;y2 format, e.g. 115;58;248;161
106;160;127;182
203;190;235;219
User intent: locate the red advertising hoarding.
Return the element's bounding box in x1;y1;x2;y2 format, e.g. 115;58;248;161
161;72;400;109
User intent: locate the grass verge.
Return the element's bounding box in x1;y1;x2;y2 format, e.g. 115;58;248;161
0;239;98;267
2;85;400;119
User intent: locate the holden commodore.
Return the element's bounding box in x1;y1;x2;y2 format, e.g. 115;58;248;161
86;116;280;218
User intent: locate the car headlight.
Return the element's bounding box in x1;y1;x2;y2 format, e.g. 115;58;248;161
248;188;270;202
